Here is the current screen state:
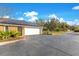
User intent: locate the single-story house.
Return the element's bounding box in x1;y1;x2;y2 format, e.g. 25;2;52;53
0;18;42;35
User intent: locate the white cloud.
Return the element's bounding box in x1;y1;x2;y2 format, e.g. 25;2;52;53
74;19;79;25
66;19;79;25
24;11;38;17
74;19;79;22
2;16;10;18
28;16;38;22
48;14;65;22
24;11;38;22
48;14;79;25
48;14;59;20
18;17;24;20
59;18;65;22
72;6;79;10
66;21;75;25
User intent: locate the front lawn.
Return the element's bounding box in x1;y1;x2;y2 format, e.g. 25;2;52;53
42;30;69;35
52;31;66;35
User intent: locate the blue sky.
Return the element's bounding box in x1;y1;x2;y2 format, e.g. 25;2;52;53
0;3;79;25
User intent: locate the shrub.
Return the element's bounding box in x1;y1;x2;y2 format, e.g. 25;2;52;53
74;27;79;32
74;29;79;32
55;27;60;32
0;31;11;40
10;31;21;38
0;31;21;40
42;30;52;35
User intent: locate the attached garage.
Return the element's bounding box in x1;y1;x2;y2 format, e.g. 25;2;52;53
24;27;41;35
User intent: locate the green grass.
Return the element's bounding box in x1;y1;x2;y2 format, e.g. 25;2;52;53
52;31;67;35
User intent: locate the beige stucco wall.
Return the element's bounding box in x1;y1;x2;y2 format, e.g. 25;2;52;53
0;26;4;31
8;26;18;31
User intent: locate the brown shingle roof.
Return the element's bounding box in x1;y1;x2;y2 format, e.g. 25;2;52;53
0;18;37;26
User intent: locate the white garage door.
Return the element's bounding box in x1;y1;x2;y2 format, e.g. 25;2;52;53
24;27;41;35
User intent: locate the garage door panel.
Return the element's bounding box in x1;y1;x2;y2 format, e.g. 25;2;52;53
24;28;40;35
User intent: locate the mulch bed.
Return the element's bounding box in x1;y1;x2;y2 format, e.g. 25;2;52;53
0;36;24;42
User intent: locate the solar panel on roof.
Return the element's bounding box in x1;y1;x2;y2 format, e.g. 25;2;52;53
0;18;37;26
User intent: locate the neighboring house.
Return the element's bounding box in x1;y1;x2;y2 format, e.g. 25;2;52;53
0;18;42;35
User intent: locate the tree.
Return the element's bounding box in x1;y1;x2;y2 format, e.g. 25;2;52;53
49;18;61;31
36;19;45;26
36;18;72;35
60;22;70;31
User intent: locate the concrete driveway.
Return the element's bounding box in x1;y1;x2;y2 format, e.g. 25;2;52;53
0;32;79;56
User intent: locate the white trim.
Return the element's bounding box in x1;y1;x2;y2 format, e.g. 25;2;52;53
3;26;6;31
